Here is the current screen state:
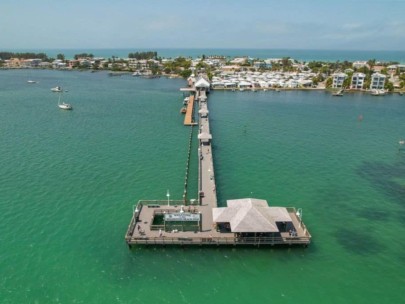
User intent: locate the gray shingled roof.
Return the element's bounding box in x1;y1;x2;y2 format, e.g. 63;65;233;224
212;198;292;233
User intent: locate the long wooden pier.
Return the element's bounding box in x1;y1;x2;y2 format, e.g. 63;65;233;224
125;76;311;247
183;95;197;126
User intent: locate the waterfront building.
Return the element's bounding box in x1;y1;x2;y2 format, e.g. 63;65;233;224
230;57;248;65
4;58;22;68
21;59;42;68
352;61;369;69
213;198;292;233
194;76;210;92
331;72;347;88
387;64;405;73
370;73;386;90
52;59;66;69
351;72;366;90
372;65;385;73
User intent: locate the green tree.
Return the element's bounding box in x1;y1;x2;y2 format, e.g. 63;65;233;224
56;53;65;60
385;81;394;92
180;69;192;79
343;72;353;88
74;53;93;60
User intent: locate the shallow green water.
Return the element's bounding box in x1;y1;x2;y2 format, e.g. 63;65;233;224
1;70;404;303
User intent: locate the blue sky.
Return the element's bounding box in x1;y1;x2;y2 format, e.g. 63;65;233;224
1;0;405;50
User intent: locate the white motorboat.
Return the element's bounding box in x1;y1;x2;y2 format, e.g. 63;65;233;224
332;89;344;96
371;89;386;96
27;80;37;84
51;86;62;92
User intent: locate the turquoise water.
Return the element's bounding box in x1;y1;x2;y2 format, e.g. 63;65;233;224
7;48;405;63
1;70;405;303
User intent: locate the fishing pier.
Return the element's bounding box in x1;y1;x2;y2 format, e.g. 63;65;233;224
125;76;311;247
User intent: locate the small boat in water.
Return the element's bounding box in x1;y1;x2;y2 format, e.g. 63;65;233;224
371;89;386;96
27;80;37;84
180;107;187;114
332;89;344;96
57;94;73;110
51;86;62;92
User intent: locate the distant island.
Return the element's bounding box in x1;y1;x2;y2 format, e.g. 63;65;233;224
1;51;404;92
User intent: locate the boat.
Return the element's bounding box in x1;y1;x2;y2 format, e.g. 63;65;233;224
180;107;187;114
57;94;73;110
51;86;62;92
371;89;386;96
332;89;344;96
27;80;37;84
183;97;190;105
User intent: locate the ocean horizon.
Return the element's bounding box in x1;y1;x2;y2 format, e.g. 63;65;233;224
3;48;405;63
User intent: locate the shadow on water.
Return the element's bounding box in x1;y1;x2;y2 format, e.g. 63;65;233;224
356;158;405;208
335;228;383;256
357;208;390;221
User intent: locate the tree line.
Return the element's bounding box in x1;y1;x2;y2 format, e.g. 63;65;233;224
0;52;48;61
128;51;157;60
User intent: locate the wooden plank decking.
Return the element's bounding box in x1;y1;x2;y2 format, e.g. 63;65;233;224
184;95;196;125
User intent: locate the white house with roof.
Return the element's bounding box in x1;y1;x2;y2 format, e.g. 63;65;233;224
230;57;248;65
351;72;366;90
353;61;369;69
332;72;347;88
370;73;386;90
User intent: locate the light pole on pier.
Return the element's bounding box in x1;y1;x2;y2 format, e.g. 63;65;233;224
296;208;303;228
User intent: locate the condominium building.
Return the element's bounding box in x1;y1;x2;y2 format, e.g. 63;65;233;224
370;73;386;90
351;72;366;90
332;72;347;88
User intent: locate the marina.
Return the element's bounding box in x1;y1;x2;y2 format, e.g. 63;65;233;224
125;76;311;247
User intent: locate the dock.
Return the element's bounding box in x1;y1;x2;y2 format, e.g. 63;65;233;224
183;95;197;126
125;76;311;247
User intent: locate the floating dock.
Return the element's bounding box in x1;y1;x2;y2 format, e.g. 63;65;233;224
125;76;311;247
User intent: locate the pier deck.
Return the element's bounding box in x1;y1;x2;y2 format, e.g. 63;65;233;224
196;90;217;232
184;95;196;126
125;203;310;246
125;78;311;247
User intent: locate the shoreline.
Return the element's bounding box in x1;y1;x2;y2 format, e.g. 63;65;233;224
1;67;404;94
